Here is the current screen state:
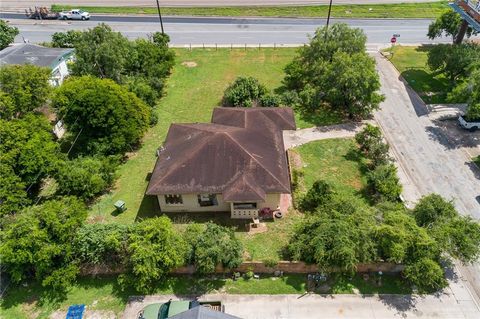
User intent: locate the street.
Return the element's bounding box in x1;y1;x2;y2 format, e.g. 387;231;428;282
2;14;450;45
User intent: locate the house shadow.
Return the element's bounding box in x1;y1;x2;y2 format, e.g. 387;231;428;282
159;211;249;232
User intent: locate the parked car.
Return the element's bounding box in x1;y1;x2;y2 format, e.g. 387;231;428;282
138;300;224;319
59;9;90;20
458;115;480;132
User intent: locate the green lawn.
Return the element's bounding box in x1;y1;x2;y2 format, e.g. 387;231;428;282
331;274;411;294
386;45;452;104
52;2;449;18
293;138;368;200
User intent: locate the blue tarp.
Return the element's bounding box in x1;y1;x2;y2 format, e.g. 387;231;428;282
450;2;480;32
66;304;85;319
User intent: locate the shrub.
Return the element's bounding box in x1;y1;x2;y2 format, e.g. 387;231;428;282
223;76;267;107
51;30;82;48
404;258;447;293
259;94;281;107
367;164;402;202
300;180;335;212
0;19;19;50
465;103;480;122
263;257;279;268
413;194;457;227
56;156;118;200
355;124;390;167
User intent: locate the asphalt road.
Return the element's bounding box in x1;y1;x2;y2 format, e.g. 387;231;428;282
3;14;449;45
374;53;480;306
2;0;444;11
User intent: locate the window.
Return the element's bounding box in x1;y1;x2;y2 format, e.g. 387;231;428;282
197;194;218;207
165;194;183;205
233;202;257;210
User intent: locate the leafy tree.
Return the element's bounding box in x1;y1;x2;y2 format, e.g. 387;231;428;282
0;164;29;217
53;76;151;155
119;217;186;293
0;65;51;117
0;114;62;186
284;24;383;119
413;194;457;227
51;30;82;48
404;258;447;293
300;180;335;212
427;10;474;43
355;124;391;167
427;43;480;82
185;223;243;273
0;91;15;119
259;94;281;107
0;19;18;50
0;197;86;290
74;223;129;265
55;156;118;200
223;76;268;107
465;103;480;122
367;164;402;201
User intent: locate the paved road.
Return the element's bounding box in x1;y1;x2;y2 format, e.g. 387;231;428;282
374;52;480;306
3;15;449;45
1;1;444;11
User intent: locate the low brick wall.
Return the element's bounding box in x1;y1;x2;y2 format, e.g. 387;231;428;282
80;261;404;276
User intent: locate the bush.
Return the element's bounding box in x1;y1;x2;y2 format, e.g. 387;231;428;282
427;43;480;82
367;164;402;202
300;180;335;212
404;258;447;293
465;103;480;122
51;30;82;48
185;223;243;273
74;223;129;265
355;124;390;167
223;76;267;107
413;194;456;227
259;94;281;107
0;19;19;50
56;156;118;200
263;257;279;268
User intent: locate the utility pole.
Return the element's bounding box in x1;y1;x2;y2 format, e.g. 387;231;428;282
325;0;333;40
155;0;165;34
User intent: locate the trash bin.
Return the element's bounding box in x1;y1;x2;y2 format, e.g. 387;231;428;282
114;200;126;214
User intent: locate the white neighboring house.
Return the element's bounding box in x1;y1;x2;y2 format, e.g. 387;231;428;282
0;43;74;86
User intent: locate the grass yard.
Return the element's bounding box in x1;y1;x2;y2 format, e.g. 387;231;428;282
89;48;337;225
385;45;453;104
52;2;449;18
293;138;368;200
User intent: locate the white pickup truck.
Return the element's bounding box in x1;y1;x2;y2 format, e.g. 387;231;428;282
458;115;480;132
59;9;90;20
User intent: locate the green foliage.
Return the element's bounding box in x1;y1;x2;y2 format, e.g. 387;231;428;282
300;180;335;212
465;103;480;122
355;124;391;167
367;164;402;202
185;223;243;273
427;10;474;43
71;25;174;105
413;194;456;227
0;197;86;290
119;217;186;293
55;156;118;200
427;43;480;82
404;258;447;293
0;19;19;50
0;114;62;186
262;257;279;268
51;30;82;48
259;94;281;107
53;76;150;155
223;76;268;107
0;90;15;119
0;64;51;117
74;223;129;265
0;164;29;217
284;23;383;119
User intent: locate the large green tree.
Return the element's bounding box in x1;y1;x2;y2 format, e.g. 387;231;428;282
284;24;383;119
184;223;243;273
0;164;29;218
427;10;474;43
427;43;480;83
119;217;186;293
0;197;87;290
53;76;151;155
0;65;51;118
0;19;18;50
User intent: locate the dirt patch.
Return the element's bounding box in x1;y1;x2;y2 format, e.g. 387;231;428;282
181;61;197;68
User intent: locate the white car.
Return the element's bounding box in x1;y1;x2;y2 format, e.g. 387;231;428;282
458;115;480;132
59;9;90;20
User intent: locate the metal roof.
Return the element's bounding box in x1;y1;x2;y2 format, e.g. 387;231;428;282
450;1;480;32
169;306;242;319
0;44;73;69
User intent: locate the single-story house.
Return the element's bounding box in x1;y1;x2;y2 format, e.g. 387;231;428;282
146;107;296;219
0;43;73;86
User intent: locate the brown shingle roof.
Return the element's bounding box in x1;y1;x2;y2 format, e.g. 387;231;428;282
211;107;296;131
146;108;295;201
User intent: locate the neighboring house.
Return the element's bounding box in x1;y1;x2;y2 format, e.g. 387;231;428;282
146;107;296;219
169;306;241;319
0;43;73;86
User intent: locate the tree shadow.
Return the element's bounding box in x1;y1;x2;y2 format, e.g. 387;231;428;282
425;119;480;150
169;275;226;297
378;294;419;317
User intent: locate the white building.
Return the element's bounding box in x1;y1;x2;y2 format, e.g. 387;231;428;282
0;43;74;86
